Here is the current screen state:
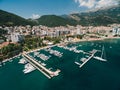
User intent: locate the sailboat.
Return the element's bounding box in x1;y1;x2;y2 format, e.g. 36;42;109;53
94;46;107;62
74;56;81;66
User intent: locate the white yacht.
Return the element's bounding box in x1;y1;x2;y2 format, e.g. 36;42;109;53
80;57;87;62
23;63;36;74
41;63;46;66
94;56;107;61
47;49;63;58
18;58;27;64
38;54;50;61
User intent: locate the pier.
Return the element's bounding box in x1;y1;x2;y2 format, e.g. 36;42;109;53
79;50;97;68
22;53;60;79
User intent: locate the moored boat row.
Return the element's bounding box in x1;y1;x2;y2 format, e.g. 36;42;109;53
58;45;84;54
45;48;63;58
37;53;51;61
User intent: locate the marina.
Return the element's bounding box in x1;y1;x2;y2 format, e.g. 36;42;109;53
22;53;61;79
0;0;120;89
74;49;98;68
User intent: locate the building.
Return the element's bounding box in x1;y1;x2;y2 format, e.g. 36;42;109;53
76;27;81;35
10;33;24;43
112;27;120;36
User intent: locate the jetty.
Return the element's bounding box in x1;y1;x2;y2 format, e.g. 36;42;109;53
79;50;97;68
22;52;60;79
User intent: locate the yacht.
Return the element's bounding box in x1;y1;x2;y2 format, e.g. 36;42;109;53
19;58;27;64
34;51;39;56
38;54;50;61
94;56;107;61
41;63;46;66
80;58;87;62
74;49;83;53
23;63;36;74
47;49;63;58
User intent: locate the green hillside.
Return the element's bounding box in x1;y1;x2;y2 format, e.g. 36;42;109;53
0;10;36;26
37;15;76;27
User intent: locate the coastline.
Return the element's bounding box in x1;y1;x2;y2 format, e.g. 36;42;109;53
69;36;120;43
2;53;21;63
2;36;120;63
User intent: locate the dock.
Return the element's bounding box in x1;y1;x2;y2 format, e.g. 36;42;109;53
79;50;97;68
22;53;60;79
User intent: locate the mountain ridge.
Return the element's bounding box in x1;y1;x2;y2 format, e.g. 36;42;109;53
0;5;120;27
63;5;120;26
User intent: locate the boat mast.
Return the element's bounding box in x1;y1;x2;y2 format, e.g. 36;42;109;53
101;46;104;58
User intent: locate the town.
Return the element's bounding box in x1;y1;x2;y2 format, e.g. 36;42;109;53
0;24;120;61
1;24;120;44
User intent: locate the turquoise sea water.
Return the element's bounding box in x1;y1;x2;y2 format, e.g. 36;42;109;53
0;38;120;90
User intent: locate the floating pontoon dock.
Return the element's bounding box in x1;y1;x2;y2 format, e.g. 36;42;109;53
79;50;97;68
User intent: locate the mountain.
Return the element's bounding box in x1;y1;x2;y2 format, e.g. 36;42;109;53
0;5;120;27
37;15;76;27
0;10;37;26
37;6;120;27
64;6;120;26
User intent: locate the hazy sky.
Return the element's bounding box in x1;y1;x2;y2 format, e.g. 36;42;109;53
0;0;119;19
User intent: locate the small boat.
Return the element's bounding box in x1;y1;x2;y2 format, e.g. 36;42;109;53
0;64;2;67
110;46;112;48
3;63;5;65
75;61;81;66
38;61;41;63
79;45;82;47
49;68;52;70
41;63;46;66
99;45;101;47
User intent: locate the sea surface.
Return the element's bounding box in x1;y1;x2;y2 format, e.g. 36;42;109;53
0;38;120;90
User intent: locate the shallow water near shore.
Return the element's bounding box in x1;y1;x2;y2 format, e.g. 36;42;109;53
0;38;120;90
